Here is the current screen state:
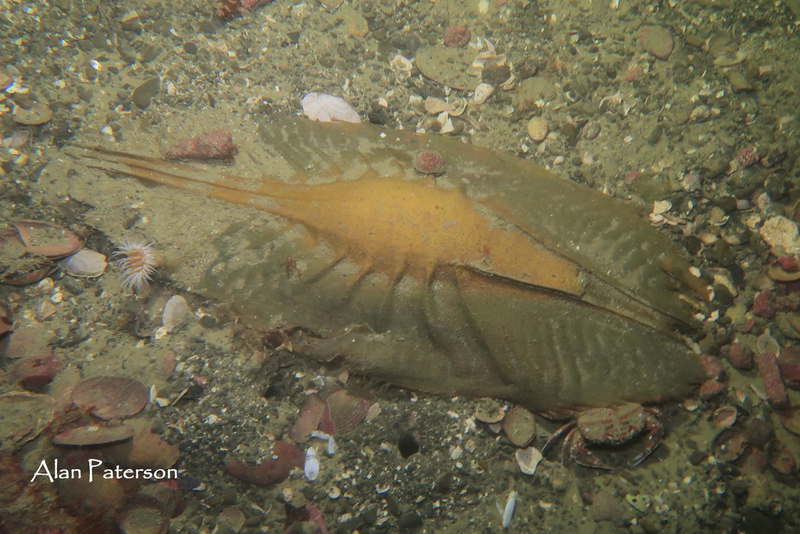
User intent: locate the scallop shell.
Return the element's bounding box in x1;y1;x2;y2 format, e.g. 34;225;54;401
301;93;361;124
162;295;189;332
58;249;107;278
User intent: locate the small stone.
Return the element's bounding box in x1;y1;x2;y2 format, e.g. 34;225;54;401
779;346;800;389
591;490;621;523
443;25;470;49
752;291;775;319
760;216;800;257
701;354;724;380
132;77;160;109
639;25;674;60
757;352;788;409
699;379;726;400
397;511;423;529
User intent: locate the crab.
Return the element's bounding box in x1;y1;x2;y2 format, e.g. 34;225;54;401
543;403;664;470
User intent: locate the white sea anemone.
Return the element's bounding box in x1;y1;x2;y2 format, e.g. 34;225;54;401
112;239;162;292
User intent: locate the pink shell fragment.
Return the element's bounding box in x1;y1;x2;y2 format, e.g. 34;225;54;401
71;376;149;420
289;393;325;443
225;440;303;486
301;93;361;124
320;389;370;435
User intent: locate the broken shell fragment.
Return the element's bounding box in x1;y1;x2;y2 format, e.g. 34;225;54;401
711;405;738;429
472;83;494;105
225;440;304;486
424;96;455;115
515;446;543;475
302;93;360;124
0;391;56;452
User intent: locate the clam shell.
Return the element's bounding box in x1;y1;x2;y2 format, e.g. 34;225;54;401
59;249;107;278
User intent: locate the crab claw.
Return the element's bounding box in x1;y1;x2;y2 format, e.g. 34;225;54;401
565;430;614;471
628;419;665;467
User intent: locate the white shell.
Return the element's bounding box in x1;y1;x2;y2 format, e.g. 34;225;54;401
304;447;319;481
302;92;361;124
162;295;189;332
58;249;107;278
502;490;517;529
472;83;494;105
310;430;336;455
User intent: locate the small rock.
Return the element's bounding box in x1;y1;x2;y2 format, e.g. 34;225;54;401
132;77;160;109
752;290;775;319
756;352;788;409
397;511;423;529
699;379;726;400
526;117;549;142
640;25;674;60
779;346;800;390
591;490;621;523
721;343;754;370
760;216;800;257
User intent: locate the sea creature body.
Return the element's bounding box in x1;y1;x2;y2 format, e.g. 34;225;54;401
543;403;664;470
112;239;162;292
70;117;708;411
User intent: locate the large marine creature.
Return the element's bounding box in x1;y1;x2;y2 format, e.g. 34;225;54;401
70;117;708;411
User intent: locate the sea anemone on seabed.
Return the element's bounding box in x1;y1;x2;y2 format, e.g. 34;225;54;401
112;239;163;292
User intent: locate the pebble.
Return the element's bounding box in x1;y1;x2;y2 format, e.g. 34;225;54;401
639;25;674;60
591;490;620;523
397;512;423;529
760;216;800;256
526;117;548;142
757;352;789;408
721;343;754;370
132;77;160;108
